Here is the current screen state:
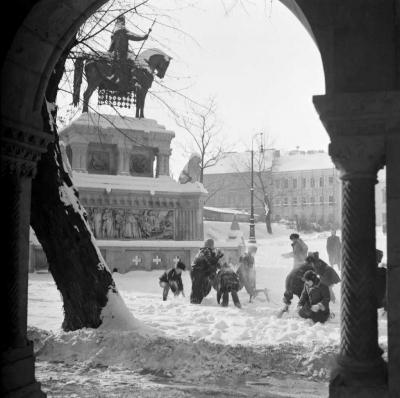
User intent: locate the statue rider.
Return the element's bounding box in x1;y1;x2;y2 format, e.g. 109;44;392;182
108;15;148;90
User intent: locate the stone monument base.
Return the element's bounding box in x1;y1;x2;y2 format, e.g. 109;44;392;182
29;239;244;273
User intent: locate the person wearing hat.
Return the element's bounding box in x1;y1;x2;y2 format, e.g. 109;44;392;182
215;262;242;308
190;239;224;304
289;233;308;269
159;260;186;301
297;270;331;323
305;252;340;303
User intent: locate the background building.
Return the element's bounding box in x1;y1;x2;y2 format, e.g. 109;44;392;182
203;149;341;229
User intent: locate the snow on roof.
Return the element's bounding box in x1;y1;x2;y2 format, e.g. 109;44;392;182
273;151;334;173
72;172;207;195
204;150;334;175
204;206;249;216
60;112;175;137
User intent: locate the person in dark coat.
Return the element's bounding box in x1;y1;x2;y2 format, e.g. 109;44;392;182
190;239;224;304
297;270;330;323
326;230;341;270
278;262;314;317
215;263;242;308
305;252;341;303
237;246;256;302
159;261;186;301
290;233;308;269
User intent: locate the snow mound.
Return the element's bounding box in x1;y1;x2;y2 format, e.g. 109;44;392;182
28;326;342;382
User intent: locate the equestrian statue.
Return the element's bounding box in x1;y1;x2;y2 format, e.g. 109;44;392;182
72;15;171;118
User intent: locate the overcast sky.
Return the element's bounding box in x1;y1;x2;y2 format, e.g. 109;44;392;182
60;0;328;178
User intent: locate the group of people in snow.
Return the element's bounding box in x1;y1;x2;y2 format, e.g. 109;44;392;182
158;238;258;308
157;231;386;325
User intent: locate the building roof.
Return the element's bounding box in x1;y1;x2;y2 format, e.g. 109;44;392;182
204;150;335;175
72;172;207;195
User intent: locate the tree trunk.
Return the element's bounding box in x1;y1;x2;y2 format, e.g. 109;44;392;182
30;37;135;331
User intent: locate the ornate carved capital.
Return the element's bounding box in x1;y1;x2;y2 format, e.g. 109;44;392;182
329;136;385;180
0;120;54;178
314;91;400;138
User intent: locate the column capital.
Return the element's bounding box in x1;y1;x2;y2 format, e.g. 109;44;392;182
0;119;54;178
313;91;400;138
329;136;385;180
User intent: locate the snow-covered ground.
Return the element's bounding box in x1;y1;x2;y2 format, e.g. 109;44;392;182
28;222;388;397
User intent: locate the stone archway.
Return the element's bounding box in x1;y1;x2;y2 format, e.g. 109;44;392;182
1;1;400;397
0;1;108;396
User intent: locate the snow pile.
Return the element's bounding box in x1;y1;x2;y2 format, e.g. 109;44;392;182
28;326;338;382
99;288;160;336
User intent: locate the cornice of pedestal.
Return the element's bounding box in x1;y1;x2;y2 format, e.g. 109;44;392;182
0;119;54;178
313;91;400;138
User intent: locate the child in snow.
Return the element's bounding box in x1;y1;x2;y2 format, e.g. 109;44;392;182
215;262;242;308
297;270;330;323
159;260;186;301
305;252;340;303
289;233;309;269
237;247;256;302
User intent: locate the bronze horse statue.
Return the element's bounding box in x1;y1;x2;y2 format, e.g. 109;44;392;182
73;48;171;118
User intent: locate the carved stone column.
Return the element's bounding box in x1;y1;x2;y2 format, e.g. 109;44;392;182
157;150;171;176
313;92;394;397
0;121;51;397
328;137;387;397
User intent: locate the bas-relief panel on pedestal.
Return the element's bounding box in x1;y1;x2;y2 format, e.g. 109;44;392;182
88;150;110;173
87;207;174;240
130;153;152;175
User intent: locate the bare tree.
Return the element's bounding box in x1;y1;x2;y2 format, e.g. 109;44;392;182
175;98;228;183
31;0;199;331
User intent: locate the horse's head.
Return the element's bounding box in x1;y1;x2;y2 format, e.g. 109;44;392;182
139;49;172;79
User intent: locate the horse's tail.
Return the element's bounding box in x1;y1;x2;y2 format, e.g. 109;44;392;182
72;57;84;106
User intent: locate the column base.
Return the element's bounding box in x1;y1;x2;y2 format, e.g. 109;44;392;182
329;354;387;398
1;342;46;397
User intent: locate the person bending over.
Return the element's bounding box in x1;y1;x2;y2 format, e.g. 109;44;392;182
159;260;186;301
297;270;330;323
215;263;242;308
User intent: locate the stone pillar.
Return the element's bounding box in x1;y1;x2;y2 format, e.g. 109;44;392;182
0;123;50;397
157;151;170;176
69;142;88;172
118;147;130;175
386;134;400;398
328;137;387;397
313;92;393;397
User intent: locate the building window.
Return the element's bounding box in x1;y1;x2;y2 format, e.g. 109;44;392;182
310;197;315;205
284;179;289;189
329;195;334;205
302;178;306;188
320;177;324;187
293;178;297;189
302;197;307;206
293;197;298;206
310;177;315;188
283;197;288;206
320;196;324;204
329;176;334;185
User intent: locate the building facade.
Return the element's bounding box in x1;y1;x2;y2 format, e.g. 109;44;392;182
204;149;342;228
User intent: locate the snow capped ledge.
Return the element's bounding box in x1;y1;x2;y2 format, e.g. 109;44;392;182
72;172;208;195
